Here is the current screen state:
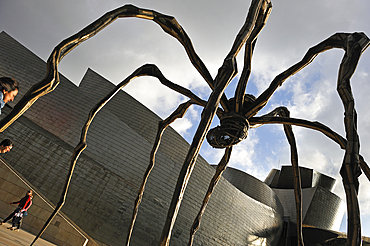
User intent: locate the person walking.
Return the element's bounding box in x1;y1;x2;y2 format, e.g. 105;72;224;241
0;189;33;231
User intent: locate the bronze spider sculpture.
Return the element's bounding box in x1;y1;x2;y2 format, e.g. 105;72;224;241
1;0;369;245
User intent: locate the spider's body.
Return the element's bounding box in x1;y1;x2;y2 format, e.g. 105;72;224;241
1;1;369;246
206;94;256;148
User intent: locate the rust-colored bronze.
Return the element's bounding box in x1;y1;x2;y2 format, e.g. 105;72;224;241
1;0;368;246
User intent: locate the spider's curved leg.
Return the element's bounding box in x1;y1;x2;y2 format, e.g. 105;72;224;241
336;33;366;246
225;0;271;60
250;116;370;181
234;0;272;113
186;4;272;243
245;32;370;118
126;99;213;245
245;33;369;246
359;156;370;182
159;1;272;245
188;147;232;246
30;64;211;246
250;114;370;245
0;4;229;132
186;4;272;241
159;57;236;246
249;117;370;181
259;107;303;246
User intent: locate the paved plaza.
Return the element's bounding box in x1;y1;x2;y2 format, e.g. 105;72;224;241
0;221;55;246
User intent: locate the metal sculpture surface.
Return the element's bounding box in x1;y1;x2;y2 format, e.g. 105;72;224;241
1;0;369;245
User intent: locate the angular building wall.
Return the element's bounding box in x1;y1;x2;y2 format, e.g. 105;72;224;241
0;31;284;246
264;166;345;232
0;158;100;246
212;166;283;210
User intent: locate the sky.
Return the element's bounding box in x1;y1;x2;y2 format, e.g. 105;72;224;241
1;0;370;237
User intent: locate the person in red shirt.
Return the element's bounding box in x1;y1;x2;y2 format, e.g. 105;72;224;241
0;189;33;231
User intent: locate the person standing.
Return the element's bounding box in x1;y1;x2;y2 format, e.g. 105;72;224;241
0;77;19;115
0;189;33;231
0;139;14;153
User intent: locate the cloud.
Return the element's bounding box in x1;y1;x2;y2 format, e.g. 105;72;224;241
170;107;200;135
2;0;370;236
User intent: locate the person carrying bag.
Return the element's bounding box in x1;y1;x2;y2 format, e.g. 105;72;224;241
0;190;33;231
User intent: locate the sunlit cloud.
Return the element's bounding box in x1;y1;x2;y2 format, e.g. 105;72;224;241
2;0;370;236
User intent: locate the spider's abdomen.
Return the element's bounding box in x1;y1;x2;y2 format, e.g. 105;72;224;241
206;113;249;148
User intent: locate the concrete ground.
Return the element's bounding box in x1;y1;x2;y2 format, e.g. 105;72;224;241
0;221;55;246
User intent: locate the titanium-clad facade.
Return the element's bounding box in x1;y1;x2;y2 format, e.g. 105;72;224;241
0;31;285;246
265;166;345;231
